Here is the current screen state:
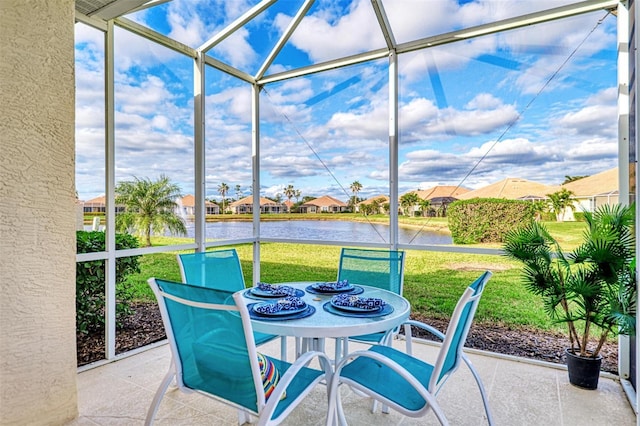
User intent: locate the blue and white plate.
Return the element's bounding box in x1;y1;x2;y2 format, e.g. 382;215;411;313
250;283;298;298
330;294;385;312
252;297;307;316
311;280;353;293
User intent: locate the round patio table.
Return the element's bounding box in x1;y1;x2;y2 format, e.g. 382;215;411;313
238;282;411;360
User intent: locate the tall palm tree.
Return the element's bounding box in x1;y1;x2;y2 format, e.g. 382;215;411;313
294;189;301;203
218;182;230;213
114;175;187;247
350;181;362;209
234;184;242;200
284;184;296;213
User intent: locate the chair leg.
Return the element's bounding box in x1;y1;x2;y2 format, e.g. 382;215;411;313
237;409;253;425
462;354;494;425
145;367;175;426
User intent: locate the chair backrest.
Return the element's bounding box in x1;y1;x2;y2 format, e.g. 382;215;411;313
148;278;265;413
337;248;405;294
177;249;246;291
429;271;492;391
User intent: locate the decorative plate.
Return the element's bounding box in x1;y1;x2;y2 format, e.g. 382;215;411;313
250;283;297;298
330;294;386;312
253;297;307;316
311;280;353;293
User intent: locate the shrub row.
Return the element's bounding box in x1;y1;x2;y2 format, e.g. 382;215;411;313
447;198;534;244
76;231;141;334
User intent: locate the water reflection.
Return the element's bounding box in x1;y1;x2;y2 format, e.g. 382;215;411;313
183;220;452;245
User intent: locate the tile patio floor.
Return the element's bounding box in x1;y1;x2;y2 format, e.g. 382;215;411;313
70;338;636;425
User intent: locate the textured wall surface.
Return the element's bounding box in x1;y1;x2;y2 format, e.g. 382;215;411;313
0;1;78;424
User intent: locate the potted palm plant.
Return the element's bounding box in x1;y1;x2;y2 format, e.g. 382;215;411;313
502;203;636;389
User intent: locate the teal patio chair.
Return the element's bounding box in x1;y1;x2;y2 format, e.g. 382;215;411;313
145;278;332;426
335;248;406;357
177;249;287;360
328;271;494;426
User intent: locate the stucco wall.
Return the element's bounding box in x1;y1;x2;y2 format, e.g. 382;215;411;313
0;1;78;424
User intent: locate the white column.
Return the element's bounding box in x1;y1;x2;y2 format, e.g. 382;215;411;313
104;19;117;360
194;51;206;251
252;83;261;284
388;50;399;249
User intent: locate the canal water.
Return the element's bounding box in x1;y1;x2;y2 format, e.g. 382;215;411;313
184;220;452;245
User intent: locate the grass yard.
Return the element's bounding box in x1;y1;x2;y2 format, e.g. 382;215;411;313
123;221;577;332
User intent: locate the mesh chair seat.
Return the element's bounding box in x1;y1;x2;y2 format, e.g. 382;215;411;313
177;249;285;358
329;271;494;425
145;278;331;425
335;248;405;356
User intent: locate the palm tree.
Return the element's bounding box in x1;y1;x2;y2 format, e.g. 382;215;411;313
294;189;301;203
350;181;362;209
234;184;242;200
399;192;419;216
418;198;431;217
284;184;296;213
114;175;187;247
546;188;575;222
218;182;230;213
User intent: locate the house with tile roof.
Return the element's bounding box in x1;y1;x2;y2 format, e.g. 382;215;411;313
283;199;295;212
179;194;219;215
561;167;619;217
228;195;285;214
300;195;348;213
413;185;471;216
82;195;106;213
457;178;560;201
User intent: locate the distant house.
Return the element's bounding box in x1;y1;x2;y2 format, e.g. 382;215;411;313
561;167;619;217
300;195;348;213
81;195;125;213
83;195;106;213
179;194;219;215
228;195;285;214
413;185;470;216
283;199;295;212
356;195;389;213
457;178;560;201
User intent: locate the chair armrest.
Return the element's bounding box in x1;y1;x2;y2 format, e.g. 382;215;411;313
385;319;446;342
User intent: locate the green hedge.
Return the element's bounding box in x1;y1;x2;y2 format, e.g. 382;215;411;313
448;198;534;244
76;231;141;334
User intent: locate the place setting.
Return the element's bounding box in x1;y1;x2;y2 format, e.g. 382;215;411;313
244;282;306;300
247;295;315;321
305;279;364;295
322;293;393;318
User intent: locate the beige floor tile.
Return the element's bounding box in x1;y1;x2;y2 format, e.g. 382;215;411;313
73;341;635;426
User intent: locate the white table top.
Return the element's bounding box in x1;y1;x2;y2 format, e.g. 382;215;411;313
239;282;411;339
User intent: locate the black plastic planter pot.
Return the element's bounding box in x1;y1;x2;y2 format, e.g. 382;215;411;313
565;348;602;390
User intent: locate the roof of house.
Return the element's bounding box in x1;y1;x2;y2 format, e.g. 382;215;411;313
458;178;560;200
84;195;106;204
303;195;347;207
229;195;281;207
357;194;389;205
180;194;217;207
412;185;470;200
561;167;618;197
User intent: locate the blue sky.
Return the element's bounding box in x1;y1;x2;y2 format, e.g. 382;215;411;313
74;0;619;203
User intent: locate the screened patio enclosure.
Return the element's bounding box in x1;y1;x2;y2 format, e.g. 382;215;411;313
74;0;637;405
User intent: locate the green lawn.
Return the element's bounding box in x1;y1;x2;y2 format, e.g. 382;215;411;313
124;219;583;333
